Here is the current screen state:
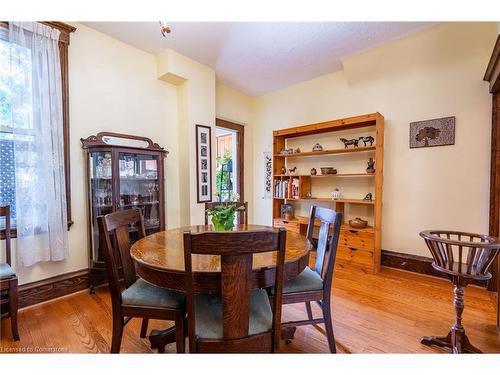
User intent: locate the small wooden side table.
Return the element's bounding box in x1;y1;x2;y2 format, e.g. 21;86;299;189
419;230;500;354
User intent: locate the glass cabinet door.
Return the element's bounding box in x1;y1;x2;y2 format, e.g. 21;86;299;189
117;152;161;238
89;151;113;262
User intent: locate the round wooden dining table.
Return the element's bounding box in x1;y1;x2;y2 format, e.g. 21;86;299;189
130;224;311;352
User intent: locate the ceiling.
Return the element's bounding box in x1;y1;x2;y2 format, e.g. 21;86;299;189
85;22;435;96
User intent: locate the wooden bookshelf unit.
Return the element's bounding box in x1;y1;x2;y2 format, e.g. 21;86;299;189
272;113;384;273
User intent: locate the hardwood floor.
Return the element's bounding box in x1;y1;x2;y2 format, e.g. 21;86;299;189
1;265;499;353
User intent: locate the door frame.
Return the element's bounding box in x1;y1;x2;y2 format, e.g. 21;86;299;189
483;34;500;327
215;118;245;202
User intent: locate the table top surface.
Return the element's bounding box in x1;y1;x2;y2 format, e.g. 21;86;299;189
130;224;311;273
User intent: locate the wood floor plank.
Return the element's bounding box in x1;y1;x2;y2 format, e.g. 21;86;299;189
1;266;499;353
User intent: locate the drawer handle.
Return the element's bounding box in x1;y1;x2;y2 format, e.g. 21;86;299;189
348;247;358;251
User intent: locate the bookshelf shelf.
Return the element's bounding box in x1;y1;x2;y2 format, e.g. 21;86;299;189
274;146;375;158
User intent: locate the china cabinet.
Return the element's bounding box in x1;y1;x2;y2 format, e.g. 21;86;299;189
81;132;168;292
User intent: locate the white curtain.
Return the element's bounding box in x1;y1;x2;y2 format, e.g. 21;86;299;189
9;22;68;266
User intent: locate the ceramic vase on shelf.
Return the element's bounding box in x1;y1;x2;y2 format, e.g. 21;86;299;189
331;188;341;200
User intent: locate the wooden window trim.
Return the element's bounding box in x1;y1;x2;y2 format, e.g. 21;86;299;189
215;118;245;202
0;21;76;239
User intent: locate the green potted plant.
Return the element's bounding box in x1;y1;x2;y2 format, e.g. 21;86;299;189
206;194;244;231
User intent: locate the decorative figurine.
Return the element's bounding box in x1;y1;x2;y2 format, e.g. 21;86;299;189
340;138;360;148
305;191;312;199
310;167;317;175
363;193;373;201
288;166;297;174
312;143;323;152
366;158;375;173
331;188;341;200
359;136;375;147
280;147;294;155
280;166;287;175
294;147;301;154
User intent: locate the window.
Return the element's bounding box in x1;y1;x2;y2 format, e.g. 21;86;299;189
0;22;75;237
0;28;32;227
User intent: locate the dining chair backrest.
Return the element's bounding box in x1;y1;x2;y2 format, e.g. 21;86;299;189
97;209;145;309
204;201;248;225
305;206;342;291
183;227;287;351
0;206;12;266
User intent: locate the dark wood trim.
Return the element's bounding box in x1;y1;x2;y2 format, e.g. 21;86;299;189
81;132;168;153
216;118;245;202
381;250;487;288
0;21;75;230
484;35;500;94
484;35;500;327
18;269;90;309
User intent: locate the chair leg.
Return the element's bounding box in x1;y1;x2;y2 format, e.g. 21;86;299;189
305;302;313;320
322;297;336;353
140;318;149;338
9;278;20;341
111;316;124;353
174;313;185;354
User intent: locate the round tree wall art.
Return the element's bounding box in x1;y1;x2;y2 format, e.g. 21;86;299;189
409;116;455;149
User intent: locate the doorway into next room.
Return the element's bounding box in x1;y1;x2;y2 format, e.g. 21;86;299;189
214;118;244;202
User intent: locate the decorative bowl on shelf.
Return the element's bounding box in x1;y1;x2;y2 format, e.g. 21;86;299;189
320;167;337;175
312;143;323;152
349;217;368;229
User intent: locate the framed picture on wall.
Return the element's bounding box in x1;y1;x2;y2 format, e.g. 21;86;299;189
196;124;212;203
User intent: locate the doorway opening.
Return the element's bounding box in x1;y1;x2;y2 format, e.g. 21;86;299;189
215;119;244;203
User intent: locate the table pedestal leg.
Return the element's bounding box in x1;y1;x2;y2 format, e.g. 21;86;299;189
421;284;482;354
148;327;177;353
281;326;297;344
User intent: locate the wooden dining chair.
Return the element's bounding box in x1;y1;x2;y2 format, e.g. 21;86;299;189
183;227;287;353
204;201;248;225
97;209;186;353
0;206;19;341
273;206;342;353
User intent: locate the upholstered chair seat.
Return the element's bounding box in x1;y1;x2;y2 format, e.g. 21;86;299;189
194;289;272;339
273;266;323;294
122;278;185;309
0;263;16;280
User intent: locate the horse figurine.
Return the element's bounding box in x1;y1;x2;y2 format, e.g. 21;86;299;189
339;138;360;148
288;166;297;174
359;136;375;147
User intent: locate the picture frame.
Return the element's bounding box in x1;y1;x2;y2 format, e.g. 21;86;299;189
196;124;212;203
409;116;455;149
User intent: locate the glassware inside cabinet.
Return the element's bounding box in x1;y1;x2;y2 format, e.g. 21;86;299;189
118;152;161;236
89;151;114;262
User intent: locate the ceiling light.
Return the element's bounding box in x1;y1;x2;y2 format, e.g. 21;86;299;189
159;21;171;37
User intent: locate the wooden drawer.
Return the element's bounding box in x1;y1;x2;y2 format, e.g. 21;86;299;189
273;218;301;234
336;245;375;267
340;228;374;251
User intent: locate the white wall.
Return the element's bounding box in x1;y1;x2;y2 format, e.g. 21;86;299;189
252;22;498;257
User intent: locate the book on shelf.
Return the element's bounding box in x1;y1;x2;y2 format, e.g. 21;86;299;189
274;178;300;199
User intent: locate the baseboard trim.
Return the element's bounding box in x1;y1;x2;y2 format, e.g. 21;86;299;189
18;269;90;308
381;249;488;288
